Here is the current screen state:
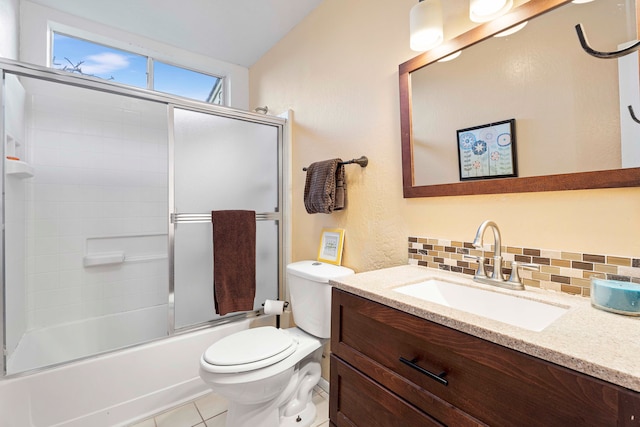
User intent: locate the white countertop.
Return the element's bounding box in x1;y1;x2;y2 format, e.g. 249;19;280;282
330;265;640;393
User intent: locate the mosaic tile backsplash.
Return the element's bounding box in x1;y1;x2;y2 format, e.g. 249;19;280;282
408;237;640;297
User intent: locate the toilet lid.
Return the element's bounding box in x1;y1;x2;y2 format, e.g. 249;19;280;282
202;327;296;373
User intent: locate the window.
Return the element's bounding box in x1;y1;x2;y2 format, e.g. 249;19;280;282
154;61;223;104
51;33;147;88
51;32;224;105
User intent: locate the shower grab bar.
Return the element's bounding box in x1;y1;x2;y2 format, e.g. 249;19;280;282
171;212;279;224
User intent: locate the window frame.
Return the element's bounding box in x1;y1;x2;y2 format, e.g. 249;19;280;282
151;58;224;105
50;30;225;105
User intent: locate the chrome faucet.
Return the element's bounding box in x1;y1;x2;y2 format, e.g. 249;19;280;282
466;220;533;290
472;220;503;282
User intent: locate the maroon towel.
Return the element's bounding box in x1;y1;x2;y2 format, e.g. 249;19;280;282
212;210;256;316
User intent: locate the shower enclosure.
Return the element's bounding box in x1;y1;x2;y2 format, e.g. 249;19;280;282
0;59;285;376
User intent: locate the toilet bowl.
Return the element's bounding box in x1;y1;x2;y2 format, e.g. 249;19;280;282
199;327;324;426
199;261;354;427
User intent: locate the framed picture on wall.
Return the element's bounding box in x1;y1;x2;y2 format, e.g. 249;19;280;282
317;228;345;265
457;119;517;181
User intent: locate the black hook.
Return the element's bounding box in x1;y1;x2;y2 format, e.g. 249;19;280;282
575;24;640;59
628;105;640;124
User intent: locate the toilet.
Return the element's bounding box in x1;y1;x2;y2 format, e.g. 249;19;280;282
199;260;355;427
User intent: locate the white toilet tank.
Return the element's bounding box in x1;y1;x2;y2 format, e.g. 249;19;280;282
286;261;354;338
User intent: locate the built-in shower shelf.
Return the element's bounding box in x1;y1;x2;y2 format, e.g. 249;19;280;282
5;159;34;178
83;252;125;267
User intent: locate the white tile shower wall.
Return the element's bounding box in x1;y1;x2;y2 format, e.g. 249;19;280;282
4;74;28;356
24;79;169;329
5;175;28;355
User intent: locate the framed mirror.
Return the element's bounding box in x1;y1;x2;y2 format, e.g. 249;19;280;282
400;0;640;198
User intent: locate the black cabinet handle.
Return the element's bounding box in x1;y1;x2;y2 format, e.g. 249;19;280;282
399;357;448;386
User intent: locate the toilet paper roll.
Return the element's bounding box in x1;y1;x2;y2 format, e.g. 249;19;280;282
263;299;286;315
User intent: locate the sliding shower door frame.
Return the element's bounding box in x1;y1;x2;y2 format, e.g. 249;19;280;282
168;103;286;334
0;69;6;377
0;58;287;377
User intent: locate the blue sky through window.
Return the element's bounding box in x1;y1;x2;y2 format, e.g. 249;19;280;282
52;33;147;87
154;61;222;103
51;33;223;104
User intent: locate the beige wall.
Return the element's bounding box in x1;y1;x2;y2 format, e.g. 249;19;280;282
250;0;640;275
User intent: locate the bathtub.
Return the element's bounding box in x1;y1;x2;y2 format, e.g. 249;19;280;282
0;316;252;427
7;305;170;374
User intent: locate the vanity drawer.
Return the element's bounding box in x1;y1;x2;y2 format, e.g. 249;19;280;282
331;288;634;427
330;354;443;427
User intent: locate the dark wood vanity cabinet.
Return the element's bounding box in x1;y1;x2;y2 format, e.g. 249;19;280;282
330;288;640;427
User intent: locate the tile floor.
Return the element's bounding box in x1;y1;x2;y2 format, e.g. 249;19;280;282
129;386;330;427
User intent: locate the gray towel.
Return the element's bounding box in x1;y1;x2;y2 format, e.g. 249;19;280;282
304;159;346;214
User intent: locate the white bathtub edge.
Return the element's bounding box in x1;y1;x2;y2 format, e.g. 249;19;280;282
0;318;251;427
58;377;210;427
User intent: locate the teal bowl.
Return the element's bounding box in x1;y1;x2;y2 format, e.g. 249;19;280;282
591;278;640;316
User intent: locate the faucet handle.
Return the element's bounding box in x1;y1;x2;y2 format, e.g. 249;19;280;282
507;261;540;285
464;254;488;279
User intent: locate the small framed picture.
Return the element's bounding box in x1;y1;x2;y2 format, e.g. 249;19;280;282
457;119;517;181
317;228;345;265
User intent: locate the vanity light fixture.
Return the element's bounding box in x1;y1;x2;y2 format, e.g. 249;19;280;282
469;0;513;23
572;0;595;3
494;21;528;37
410;0;444;52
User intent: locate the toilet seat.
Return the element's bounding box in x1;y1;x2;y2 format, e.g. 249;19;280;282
202;326;297;374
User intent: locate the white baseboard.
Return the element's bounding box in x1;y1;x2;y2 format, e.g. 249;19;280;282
317;377;330;394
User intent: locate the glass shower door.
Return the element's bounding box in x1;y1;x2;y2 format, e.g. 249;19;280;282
172;108;281;329
3;73;170;375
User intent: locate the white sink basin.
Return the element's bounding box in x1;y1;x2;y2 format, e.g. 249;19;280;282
394;279;568;332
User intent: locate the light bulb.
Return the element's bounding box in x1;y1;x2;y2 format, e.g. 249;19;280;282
438;51;462;62
469;0;514;23
494;21;528;37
